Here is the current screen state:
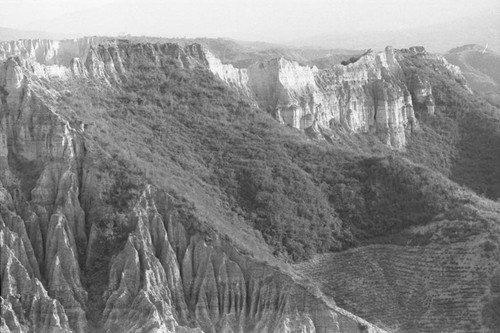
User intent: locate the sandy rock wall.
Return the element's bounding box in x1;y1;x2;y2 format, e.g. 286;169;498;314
1;55;88;332
202;49;250;96
236;47;418;150
0;38;97;65
406;73;435;114
1;214;73;333
204;46;467;150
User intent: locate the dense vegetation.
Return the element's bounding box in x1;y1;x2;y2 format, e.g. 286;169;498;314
399;51;500;200
58;46;498;262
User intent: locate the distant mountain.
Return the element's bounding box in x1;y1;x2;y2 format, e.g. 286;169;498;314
0;26;80;42
445;44;500;106
0;27;362;69
288;12;500;53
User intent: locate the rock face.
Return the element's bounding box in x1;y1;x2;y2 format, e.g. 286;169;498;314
0;38;97;65
1;50;88;332
205;46;444;150
98;186;383;333
1;39;385;333
202;49;251;97
407;73;435;114
201;45;472;150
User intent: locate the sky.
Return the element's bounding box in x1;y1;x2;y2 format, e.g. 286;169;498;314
0;0;499;42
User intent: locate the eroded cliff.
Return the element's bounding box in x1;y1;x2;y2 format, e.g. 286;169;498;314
206;46;449;150
0;39;385;333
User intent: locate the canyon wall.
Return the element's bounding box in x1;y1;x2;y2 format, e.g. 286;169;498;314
0;39;385;333
0;39;471;150
205;46;470;150
204;46;433;150
0;38;97;65
209;47;420;148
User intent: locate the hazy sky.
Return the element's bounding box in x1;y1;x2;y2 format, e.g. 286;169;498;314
0;0;499;41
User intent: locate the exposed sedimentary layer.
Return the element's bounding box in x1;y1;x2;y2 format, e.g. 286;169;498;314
0;38;97;65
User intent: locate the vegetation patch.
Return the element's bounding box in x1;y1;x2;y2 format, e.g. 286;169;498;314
56;46;500;262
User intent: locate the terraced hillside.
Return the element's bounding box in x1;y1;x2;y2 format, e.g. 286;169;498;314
296;218;500;332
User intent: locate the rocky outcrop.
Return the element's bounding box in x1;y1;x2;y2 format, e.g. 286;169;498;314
212;47;421;150
0;39;387;332
203;50;250;96
1;201;72;333
203;46;469;150
0;38;104;81
98;187;385;333
1;52;88;332
0;38;97;66
407;73;435;114
101;187;189;332
0;57;25;112
247;57;320;128
0;40;237;82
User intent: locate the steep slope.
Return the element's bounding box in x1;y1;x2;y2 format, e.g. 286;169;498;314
1;38;499;333
0;39;386;333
